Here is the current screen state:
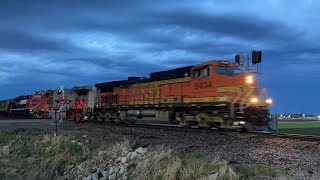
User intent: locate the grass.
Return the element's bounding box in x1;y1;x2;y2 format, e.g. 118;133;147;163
0;131;91;180
0;131;239;180
0;123;15;127
277;121;320;136
278;121;320;129
0;131;283;180
131;148;237;180
0;131;16;144
234;164;277;180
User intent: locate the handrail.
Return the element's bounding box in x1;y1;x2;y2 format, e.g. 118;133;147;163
239;87;254;113
230;87;242;118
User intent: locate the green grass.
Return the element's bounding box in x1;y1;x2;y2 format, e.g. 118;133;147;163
181;151;202;167
235;164;277;180
0;130;16;144
277;121;320;136
0;131;91;180
278;121;320;129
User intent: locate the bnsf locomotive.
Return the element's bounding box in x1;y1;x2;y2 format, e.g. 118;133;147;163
0;59;272;131
95;60;272;130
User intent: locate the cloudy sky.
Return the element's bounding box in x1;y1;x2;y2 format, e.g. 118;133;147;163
0;0;319;114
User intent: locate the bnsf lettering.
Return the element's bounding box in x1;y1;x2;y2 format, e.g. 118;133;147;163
195;82;212;89
133;87;160;100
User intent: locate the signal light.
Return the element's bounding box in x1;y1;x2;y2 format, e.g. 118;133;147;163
235;53;244;65
266;99;272;104
252;50;262;64
235;55;240;65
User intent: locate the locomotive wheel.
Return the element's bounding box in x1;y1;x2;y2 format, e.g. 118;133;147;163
97;114;105;122
69;113;75;121
180;121;192;128
75;113;82;122
118;118;124;124
96;114;101;122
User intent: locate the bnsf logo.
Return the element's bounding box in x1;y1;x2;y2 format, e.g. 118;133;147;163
133;87;160;100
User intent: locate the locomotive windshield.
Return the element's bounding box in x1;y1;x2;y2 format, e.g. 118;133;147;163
215;66;238;76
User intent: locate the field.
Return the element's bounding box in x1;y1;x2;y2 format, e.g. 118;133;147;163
277;121;320;136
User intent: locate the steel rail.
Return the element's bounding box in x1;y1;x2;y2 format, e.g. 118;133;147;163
73;121;320;141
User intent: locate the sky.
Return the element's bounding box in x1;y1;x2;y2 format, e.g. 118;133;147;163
0;0;320;114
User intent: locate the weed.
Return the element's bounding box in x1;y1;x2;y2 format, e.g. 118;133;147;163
258;164;277;177
284;167;292;176
0;131;240;180
132;146;237;180
181;151;202;167
236;165;256;180
0;131;16;145
235;164;277;180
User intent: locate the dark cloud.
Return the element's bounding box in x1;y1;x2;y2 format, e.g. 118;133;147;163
0;29;64;51
0;0;320;113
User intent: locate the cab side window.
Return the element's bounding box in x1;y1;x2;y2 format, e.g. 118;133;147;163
193;66;211;78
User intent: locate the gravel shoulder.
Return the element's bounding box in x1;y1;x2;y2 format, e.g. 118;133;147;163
59;121;320;180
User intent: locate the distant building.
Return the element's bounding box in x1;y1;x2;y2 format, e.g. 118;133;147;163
275;113;320;121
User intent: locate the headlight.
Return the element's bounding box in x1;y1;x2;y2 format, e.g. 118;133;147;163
251;97;258;103
239;121;245;125
266;99;272;104
246;76;253;84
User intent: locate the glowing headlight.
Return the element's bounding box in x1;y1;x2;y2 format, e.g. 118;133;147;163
246;76;253;84
251;97;258;103
239;121;245;125
266;99;272;104
246;79;253;83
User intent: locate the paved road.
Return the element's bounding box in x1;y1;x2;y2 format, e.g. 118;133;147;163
0;118;60;131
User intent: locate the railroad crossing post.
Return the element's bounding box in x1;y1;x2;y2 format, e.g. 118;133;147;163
59;110;63;123
53;110;58;136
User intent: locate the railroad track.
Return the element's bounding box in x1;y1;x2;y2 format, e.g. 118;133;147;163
70;121;320;142
2;116;319;141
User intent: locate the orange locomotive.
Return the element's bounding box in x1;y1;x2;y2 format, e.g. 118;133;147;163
95;59;272;130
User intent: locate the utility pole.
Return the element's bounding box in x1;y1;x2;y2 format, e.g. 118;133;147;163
54;110;58;136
